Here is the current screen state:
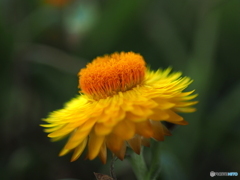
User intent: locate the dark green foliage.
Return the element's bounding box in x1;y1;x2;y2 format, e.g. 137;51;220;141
1;0;240;179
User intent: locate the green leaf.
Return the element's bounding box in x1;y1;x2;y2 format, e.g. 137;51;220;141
205;82;240;150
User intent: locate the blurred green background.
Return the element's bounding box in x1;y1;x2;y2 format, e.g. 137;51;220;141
1;0;240;179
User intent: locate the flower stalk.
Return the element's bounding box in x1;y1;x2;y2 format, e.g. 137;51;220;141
128;147;149;180
146;141;162;180
110;154;117;180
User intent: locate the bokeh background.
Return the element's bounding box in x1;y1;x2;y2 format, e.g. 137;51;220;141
1;0;240;179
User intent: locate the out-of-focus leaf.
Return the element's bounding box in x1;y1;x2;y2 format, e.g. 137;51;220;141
187;8;220;110
205;82;240;150
20;43;87;74
15;6;59;42
0;12;14;117
160;149;187;180
144;0;188;70
79;0;148;56
184;5;220;153
164;3;221;177
6;147;33;179
217;0;240;78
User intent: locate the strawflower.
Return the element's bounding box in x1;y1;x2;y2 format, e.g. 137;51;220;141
41;52;198;164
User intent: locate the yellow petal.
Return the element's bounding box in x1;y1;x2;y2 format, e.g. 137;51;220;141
175;93;198;101
175;107;197;113
44;125;64;133
59;148;71;157
94;123;112;136
80;118;97;131
183;90;196;95
126;112;147;122
135;120;153;138
102;108;126;127
162;124;172;136
51;135;67;142
114;142;126;160
161;67;172;77
71;138;87;162
106;134;124;154
64;128;90;150
98;143;107;164
40;123;59;127
151;121;165;141
149;109;169;121
141;137;150;147
88;132;105;160
48;125;73;138
153;98;175;109
163;110;189;125
165;110;183;122
131;105;152;116
174;101;198;107
127;135;141;154
121;101;134;111
112;120;135;140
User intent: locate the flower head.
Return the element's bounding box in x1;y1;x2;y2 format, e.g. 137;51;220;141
41;52;198;164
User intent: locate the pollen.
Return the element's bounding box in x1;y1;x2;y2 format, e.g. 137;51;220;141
78;52;146;100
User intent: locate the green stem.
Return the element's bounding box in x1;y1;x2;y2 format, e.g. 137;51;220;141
110;154;117;180
146;141;162;180
128;148;148;180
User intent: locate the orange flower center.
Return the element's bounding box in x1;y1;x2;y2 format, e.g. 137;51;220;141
78;52;146;100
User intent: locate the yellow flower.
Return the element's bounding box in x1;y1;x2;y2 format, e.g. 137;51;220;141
41;52;198;164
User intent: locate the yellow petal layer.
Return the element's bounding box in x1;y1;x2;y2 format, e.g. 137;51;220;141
42;66;198;163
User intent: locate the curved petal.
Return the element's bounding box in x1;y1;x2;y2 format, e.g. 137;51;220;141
88;132;105;160
98;142;107;164
71;138;88;162
128;135;141;154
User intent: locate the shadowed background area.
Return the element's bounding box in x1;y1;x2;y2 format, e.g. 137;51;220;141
1;0;240;179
